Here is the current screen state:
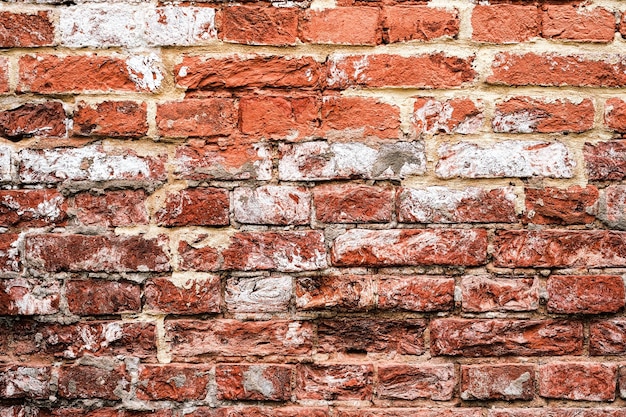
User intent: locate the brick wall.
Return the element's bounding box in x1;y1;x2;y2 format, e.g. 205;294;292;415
2;0;626;416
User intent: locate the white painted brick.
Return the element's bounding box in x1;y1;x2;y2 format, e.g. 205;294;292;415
234;186;311;225
225;276;293;313
0;146;13;182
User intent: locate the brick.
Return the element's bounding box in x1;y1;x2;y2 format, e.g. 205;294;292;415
493;97;594;133
0;278;60;315
25;234;170;272
599;185;626;229
317;318;426;355
0;190;67;228
58;362;128;400
176;55;323;90
591;319;626;355
461;364;534;401
165;320;313;359
461;276;539;313
313;184;393;223
620;367;626;399
585;141;626;180
144;6;216;46
216;364;291;401
219;6;297;45
547;275;625;314
38;410;174;417
156;99;236;138
137;364;212;401
144;274;221;314
338;410;482;417
605;98;626;132
72;190;149;227
0;365;51;399
493;230;626;268
234;186;310;225
0;102;67;141
278;141;425;181
19;144;166;184
155;188;229;227
377;364;455;401
0;58;8;93
73;101;148;138
377;276;454;312
225;276;292;313
321;96;400;140
436;141;574;179
0;11;54;47
413;97;482;135
488;53;626;87
295;364;373;400
398;186;517;223
331;229;487;267
239;95;320;141
294;275;376;311
18;54;163;93
300;8;381;45
185;407;329;417
177;239;220;272
490;410;626;417
66;279;141;315
384;6;459;43
542;5;615;43
524;186;598;225
327;53;475;89
174;142;272;181
539;363;617;401
431;319;583;357
0;233;19;272
472;5;539;43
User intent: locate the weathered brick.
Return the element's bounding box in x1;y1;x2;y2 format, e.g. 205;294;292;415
177;238;220;272
145;274;221;314
524;186;598;225
0;278;60;315
295;364;373;400
490;410;626;417
585;141;626;180
0;190;67;228
377;276;454;312
0;58;8;93
65;279;141;315
72;190;149;227
384;6;459;43
542;5;615;43
216;364;292;401
0;365;51;399
137;364;212;401
539;363;617;401
155;188;229;227
461;276;539;312
156;99;236;138
413;97;482;135
185;407;329;417
321;96;400;140
591;318;626;355
314;184;393;223
547;275;625;314
493;97;594;133
0;233;20;272
599;185;626;229
38;409;173;417
58;362;128;400
461;364;535;401
294;275;376;311
0;11;54;47
472;5;539;43
300;8;381;45
377;364;455;401
73;101;148;138
605;98;626;132
219;6;298;46
331;229;487;267
431;319;583;357
234;186;310;225
0;102;67;141
225;276;292;313
338;410;482;417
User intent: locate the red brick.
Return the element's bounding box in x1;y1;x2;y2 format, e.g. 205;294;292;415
24;234;170;272
0;278;60;315
294;275;376;311
413;97;483;135
38;409;173;417
378;276;454;312
472;5;540;43
461;276;539;313
321;96;400;140
524;186;598;225
0;12;54;47
493;97;594;133
398;186;516;223
216;364;291;401
0;58;8;93
165;320;313;359
493;230;626;268
338;410;482;417
239;95;320;141
0;102;67;140
156;99;236;138
542;5;615;43
137;364;212;401
0;190;67;228
155;188;229;227
58;362;128;400
317;318;426;355
599;185;626;229
176;55;323;90
328;53;475;89
234;186;310;225
18;54;162;93
300;8;381;45
590;318;626;355
73;101;148;138
605;98;626;132
585;140;626;180
620;367;626;399
384;6;459;43
461;364;535;401
488;53;626;87
431;319;583;357
295;364;373;400
539;363;617;401
0;365;51;399
313;184;393;223
0;233;19;272
331;229;487;267
72;190;149;227
65;279;141;315
547;275;625;314
185;407;329;417
219;6;298;46
377;364;455;401
145;275;221;314
177;238;220;272
490;410;626;417
225;276;292;313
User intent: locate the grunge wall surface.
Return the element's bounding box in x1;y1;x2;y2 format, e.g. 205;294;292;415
2;0;626;415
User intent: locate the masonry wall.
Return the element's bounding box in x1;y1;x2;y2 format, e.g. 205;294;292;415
2;0;626;416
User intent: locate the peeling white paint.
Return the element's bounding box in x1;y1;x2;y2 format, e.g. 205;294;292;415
126;54;163;92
